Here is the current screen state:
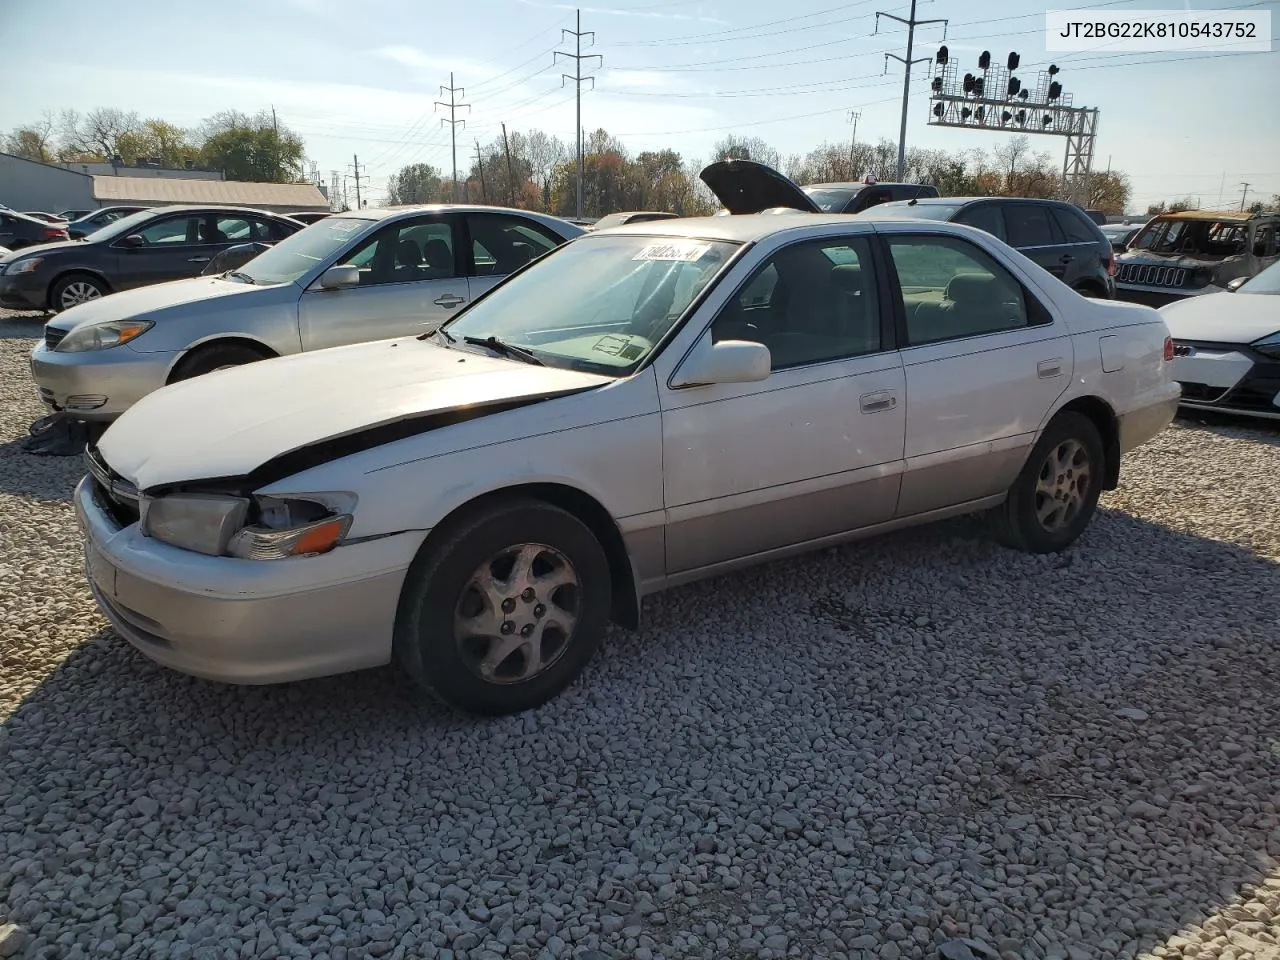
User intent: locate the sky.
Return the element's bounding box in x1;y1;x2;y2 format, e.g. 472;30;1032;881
4;0;1278;211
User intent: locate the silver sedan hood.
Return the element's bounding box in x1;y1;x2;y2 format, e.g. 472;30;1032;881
97;337;612;490
48;275;271;333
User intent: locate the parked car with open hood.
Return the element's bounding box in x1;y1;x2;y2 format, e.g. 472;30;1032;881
702;161;938;216
0;206;303;314
1114;210;1280;307
1160;259;1280;420
75;190;1179;713
30;205;583;420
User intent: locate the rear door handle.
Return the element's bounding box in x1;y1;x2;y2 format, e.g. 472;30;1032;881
187;256;211;263
859;390;897;413
434;294;466;308
1037;358;1063;378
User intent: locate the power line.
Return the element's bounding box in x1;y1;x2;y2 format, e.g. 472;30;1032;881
555;9;602;218
434;72;471;202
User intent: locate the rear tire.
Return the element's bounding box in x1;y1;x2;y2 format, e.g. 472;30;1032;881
393;498;611;715
987;412;1105;554
169;342;270;382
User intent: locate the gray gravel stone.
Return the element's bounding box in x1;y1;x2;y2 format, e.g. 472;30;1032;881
0;324;1277;957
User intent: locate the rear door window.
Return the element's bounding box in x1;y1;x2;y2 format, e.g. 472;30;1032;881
1004;204;1061;248
953;204;1006;242
1050;206;1101;245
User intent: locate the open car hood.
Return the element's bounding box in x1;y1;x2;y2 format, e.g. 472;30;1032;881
97;337;612;491
699;159;821;215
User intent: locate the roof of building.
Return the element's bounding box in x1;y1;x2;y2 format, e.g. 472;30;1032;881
92;176;328;209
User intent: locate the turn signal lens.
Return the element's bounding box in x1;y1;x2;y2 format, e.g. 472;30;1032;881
227;514;352;559
1163;336;1175;362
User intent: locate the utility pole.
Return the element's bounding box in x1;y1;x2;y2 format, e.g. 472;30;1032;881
475;140;487;203
848;110;861;172
501;123;517;206
1218;171;1226;208
876;0;947;182
556;10;602;219
271;105;278;135
351;154;364;210
435;72;470;202
1239;182;1251;211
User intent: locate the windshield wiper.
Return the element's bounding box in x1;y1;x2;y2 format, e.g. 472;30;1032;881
462;335;544;366
420;326;456;343
226;270;256;284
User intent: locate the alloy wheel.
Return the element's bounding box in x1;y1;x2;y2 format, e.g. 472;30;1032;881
1034;438;1092;531
454;542;580;684
59;281;102;310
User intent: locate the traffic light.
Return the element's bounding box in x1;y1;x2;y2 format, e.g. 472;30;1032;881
1047;63;1060;76
975;105;986;122
1042;113;1053;127
1015;109;1027;125
933;102;944;118
963;73;975;94
1008;51;1020;71
973;77;985;97
1007;76;1021;98
1018;88;1030;101
932;76;943;93
1048;81;1062;100
961;107;972;119
937;45;949;65
978;51;991;70
1001;110;1013;124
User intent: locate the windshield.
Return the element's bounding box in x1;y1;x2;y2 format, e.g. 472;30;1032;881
442;234;739;376
87;209;163;243
802;187;858;213
869;201;965;221
237;217;370;284
1128;217;1247;258
1238;259;1280;295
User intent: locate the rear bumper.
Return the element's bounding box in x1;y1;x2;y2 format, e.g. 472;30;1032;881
1118;382;1181;454
30;341;175;421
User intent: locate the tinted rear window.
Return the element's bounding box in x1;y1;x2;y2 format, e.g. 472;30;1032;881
803;187;859;213
869;202;966;221
1004;205;1061;247
954;204;1005;241
1051;206;1102;244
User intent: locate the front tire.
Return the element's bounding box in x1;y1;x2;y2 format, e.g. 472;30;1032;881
169;342;269;382
988;412;1105;553
394;498;611;714
50;273;108;312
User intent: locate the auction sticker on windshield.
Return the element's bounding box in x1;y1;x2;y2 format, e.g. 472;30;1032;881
633;241;714;262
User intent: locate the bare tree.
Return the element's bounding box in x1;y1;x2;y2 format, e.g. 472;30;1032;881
995;135;1032;178
61;107;143;160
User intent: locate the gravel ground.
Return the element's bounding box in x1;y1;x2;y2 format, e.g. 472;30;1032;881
0;310;1278;960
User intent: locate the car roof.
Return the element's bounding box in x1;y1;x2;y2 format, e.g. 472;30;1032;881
805;182;921;190
590;212;980;243
345;203;577;223
1146;209;1270;222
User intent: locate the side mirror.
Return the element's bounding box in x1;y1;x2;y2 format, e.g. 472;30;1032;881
670;335;771;388
1225;276;1248;293
319;264;359;290
118;234;144;249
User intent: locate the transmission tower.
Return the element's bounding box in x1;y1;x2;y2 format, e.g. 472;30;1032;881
556;9;602;218
876;0;948;182
435;72;471;202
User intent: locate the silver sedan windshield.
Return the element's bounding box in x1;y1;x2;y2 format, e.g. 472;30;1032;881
443;234;739;374
238;217;369;284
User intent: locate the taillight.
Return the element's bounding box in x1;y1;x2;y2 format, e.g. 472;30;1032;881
1163;336;1174;362
42;228;67;241
1106;253;1116;277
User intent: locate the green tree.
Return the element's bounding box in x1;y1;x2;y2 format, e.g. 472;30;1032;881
197;111;303;183
386;163;444;205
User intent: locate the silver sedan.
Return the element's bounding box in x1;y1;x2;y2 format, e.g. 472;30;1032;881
30;205;583;420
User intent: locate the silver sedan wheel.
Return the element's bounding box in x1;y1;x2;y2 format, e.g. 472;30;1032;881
454;542;580;684
1034;438;1092;531
59;281;102;310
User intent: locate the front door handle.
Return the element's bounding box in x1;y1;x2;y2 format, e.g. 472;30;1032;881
859;390;897;413
187;256;211;263
434;294;466;308
1037;358;1063;378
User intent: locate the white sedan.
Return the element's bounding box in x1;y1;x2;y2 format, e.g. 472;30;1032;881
1161;260;1280;420
76;211;1180;714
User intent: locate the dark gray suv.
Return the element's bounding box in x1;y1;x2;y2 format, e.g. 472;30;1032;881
867;197;1117;298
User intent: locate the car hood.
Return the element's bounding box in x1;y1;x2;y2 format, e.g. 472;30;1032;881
48;276;276;332
97;337;613;491
1116;251;1226;270
699;159;821;215
1159;292;1280;343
